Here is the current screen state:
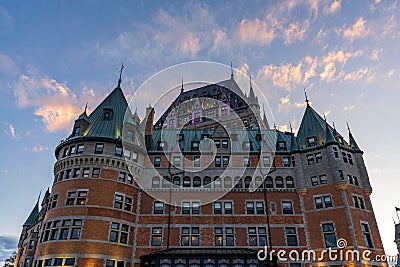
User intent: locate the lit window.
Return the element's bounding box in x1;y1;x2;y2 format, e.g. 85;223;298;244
151;227;163;246
114;193;132;211
214;227;234;246
181;227;199;246
248;227;266;246
66;190;88;206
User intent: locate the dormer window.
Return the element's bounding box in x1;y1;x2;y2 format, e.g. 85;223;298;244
192;141;199;150
307;136;316;147
73;126;80;137
103;109;113;121
278;141;286;150
158;142;166;150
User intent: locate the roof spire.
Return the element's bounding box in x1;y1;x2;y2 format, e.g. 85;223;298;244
230;61;234;79
325;116;336;145
304;87;309;105
181;76;184;93
289;121;293;133
346;121;361;151
84;102;88;114
249;74;252;89
117;63;124;88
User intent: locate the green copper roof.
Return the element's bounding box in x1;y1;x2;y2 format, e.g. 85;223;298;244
69;86;129;140
23;201;39;227
297;104;340;149
349;130;361;151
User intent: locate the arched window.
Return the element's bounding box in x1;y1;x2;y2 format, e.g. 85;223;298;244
152;177;160;188
183;176;191;187
244;176;252;188
203;177;211;188
265;177;273;188
255;176;263;188
286;176;295;188
193;177;201;187
214;177;221;188
224;177;232;188
162;176;170;188
275;176;284;188
234;177;242;188
173;176;181;186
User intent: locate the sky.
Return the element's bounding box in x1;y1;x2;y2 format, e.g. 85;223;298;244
0;0;399;264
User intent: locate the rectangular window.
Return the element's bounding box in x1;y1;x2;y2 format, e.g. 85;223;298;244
222;156;229;167
353;176;359;186
222;140;228;148
126;130;133;141
214;140;220;148
307;154;315;165
192;141;199;150
64;258;75;266
173;156;181;167
319;175;327;184
66;190;88;206
118;172;126;182
353;195;365;209
127;174;133;185
114;194;132;211
246;202;255;214
115;146;123;157
283;157;290;167
322;223;337;247
333;146;340;159
248;227;267;246
158;141;166;150
214;227;223;246
154;201;164;214
53;258;62;266
256;201;265;214
73;168;80;178
342;152;348;163
347;175;353;184
263;156;271;167
315;195;333;209
348;154;353;165
50;194;58;209
315;152;322;163
339;170;344;180
77;144;84;154
213;202;222;214
224;201;233;214
194;156;200;167
282;201;293;214
69;146;76;155
278;141;286;150
311;176;318;186
181;227;199;246
285;227;298;246
42;219;82;242
95;143;104;154
123;149;131;160
307;137;316;147
154;157;161;167
361;223;373;248
92;168;100;178
82;168;90;178
109;222;129;244
214;227;234;246
151;227;163;246
215;156;221;167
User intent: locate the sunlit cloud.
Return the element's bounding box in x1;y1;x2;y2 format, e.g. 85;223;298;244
0;53;18;76
3;122;19;139
323;0;341;14
281;21;308;45
237;18;275;46
341;17;370;42
344;105;355;111
344;67;375;83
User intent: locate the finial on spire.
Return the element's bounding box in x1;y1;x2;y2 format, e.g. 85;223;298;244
346;121;351;131
289;121;293;133
273;122;277;130
117;63;124;87
249;74;252;88
230;61;234;79
333;122;336;130
323;112;326;121
304;88;309;105
181;76;184;93
84;102;88;114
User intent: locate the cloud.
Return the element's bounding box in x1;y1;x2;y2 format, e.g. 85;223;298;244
13;75;104;132
237;18;276;46
3;122;20;139
24;144;49;153
0;169;8;175
281;21;308;45
319;50;363;82
344;105;355;111
323;0;341;14
0;236;17;265
370;49;382;60
0;54;19;76
341;17;370;42
344;67;375;83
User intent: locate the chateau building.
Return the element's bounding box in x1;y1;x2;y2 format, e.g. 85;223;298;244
15;69;386;267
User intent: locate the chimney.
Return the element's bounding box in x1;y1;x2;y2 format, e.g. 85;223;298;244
145;106;155;135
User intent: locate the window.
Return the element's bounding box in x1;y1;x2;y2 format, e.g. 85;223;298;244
114;194;132;211
286;177;294;188
246;202;255;214
69;146;76;155
115;146;123;157
103;111;111;121
152;177;160;188
95;143;104;154
332;146;340;159
307;154;315;165
315;153;322;163
348;154;353;165
347;175;353;184
154;201;164;214
73;168;80;178
263;156;271;167
203;177;211;187
183;177;191;187
361;223;373;248
181;227;199;246
322;223;337;247
23;258;31;267
275;177;284;188
123;149;131;160
127;174;133;185
44;259;52;266
106;260;124;267
192;142;199;151
265;177;273;188
126;130;133;141
311;176;318;186
314;195;333;209
213;201;222;214
353;195;365;209
319;175;327;184
109;222;129;244
353;176;359;186
50;194;58;209
222;156;229;167
57;171;64;182
53;258;62;266
215;156;221;167
243;157;250;167
66;190;88;206
82;168;90;178
158;141;166;150
285;227;298;246
173;156;181;167
342;152;348;163
338;170;344;180
283;157;290;167
42;219;82;242
307;136;316;147
194;156;200;167
118;172;126;182
92;168;100;178
246;201;264;214
214;140;221;148
62;147;69;157
248;227;267;246
154;157;161;167
278;141;286;150
224;201;233;214
222;140;228;148
28;239;35;249
243;142;251;150
215;227;235;246
77;144;84;154
282;201;293;214
151;227;163;246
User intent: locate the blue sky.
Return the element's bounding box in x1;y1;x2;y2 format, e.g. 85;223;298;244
0;0;399;264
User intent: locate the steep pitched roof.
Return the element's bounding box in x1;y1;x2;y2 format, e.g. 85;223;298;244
349;129;361;151
23;201;39;227
70;87;129;140
297;104;340;149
